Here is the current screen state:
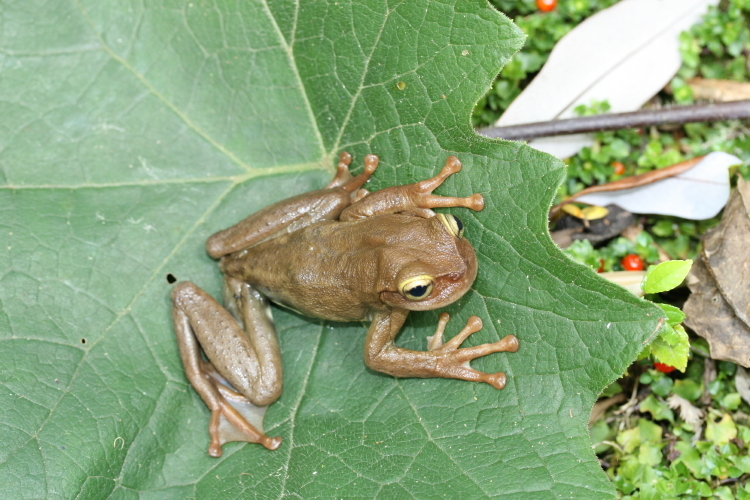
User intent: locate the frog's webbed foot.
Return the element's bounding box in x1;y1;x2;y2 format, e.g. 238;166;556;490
172;282;282;457
341;155;484;220
409;156;484;212
365;310;518;390
425;313;518;390
199;362;282;456
326;151;379;193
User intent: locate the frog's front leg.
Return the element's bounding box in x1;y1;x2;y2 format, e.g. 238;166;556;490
340;155;484;220
171;279;283;457
364;309;519;389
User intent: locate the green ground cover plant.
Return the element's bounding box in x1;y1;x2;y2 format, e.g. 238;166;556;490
472;0;750;498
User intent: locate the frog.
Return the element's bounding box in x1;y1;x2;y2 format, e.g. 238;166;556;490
171;152;519;457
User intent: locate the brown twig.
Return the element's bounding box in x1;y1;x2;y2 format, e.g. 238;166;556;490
478;100;750;141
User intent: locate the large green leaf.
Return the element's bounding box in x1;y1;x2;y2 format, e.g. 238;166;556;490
0;1;662;498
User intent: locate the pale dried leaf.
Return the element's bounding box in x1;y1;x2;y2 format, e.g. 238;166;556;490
575;152;738;219
688;77;750;102
600;271;647;296
497;0;719;159
667;393;704;428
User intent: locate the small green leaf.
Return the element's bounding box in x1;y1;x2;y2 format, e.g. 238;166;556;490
714;486;735;500
650;324;689;371
601;381;623;397
657;303;686;326
638;418;663;443
696;481;714;497
649;373;674;397
638;442;663;466
617;427;641;454
674;442;708;479
721;392;742;411
732;455;750;474
639;394;674;423
706;414;738;445
673;379;703;402
642;260;693;294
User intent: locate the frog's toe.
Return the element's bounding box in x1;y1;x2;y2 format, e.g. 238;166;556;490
483;371;508;390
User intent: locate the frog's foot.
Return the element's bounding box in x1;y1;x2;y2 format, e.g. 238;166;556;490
426;313;518;390
326;151;379;193
340;155;483;220
410;156;484;212
200;362;282;457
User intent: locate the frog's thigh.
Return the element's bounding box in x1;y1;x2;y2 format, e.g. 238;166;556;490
172;281;282;407
206;188;353;259
172;281;283;455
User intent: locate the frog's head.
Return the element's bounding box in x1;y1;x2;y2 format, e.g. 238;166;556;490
378;214;478;312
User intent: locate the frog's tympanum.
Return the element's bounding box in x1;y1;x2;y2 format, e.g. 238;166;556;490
171;153;519;457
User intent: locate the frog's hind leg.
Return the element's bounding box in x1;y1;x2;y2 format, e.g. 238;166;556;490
171;281;282;457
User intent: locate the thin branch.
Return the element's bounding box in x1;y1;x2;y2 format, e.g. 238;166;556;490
478;99;750;141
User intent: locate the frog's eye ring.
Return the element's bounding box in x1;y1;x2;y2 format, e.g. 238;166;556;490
399;275;434;301
437;213;464;239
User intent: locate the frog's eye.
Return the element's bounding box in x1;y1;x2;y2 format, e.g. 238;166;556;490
399;275;435;301
437;213;464;239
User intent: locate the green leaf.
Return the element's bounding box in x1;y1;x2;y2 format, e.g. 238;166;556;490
706;414;738;446
639;394;674;423
642;260;693;294
0;1;662;498
673;379;704;402
657;303;686;326
674;442;708;479
650;324;690;371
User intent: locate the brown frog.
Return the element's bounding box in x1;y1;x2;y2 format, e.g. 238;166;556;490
171;152;519;457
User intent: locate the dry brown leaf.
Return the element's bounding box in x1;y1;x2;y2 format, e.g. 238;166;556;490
735;366;750;406
684;179;750;366
684;258;750;366
703;177;750;325
688;77;750;102
589;393;627;426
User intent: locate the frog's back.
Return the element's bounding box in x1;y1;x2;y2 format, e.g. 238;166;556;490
218;214;469;322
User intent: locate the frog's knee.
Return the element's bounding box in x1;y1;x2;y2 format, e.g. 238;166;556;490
171;281;201;305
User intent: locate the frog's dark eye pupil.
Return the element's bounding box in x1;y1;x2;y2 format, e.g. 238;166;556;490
437;213;465;239
399;275;435;301
453;216;463;233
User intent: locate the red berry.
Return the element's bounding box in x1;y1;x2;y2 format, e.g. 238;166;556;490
536;0;557;12
654;362;676;374
597;258;606;273
612;161;625;176
621;254;644;271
